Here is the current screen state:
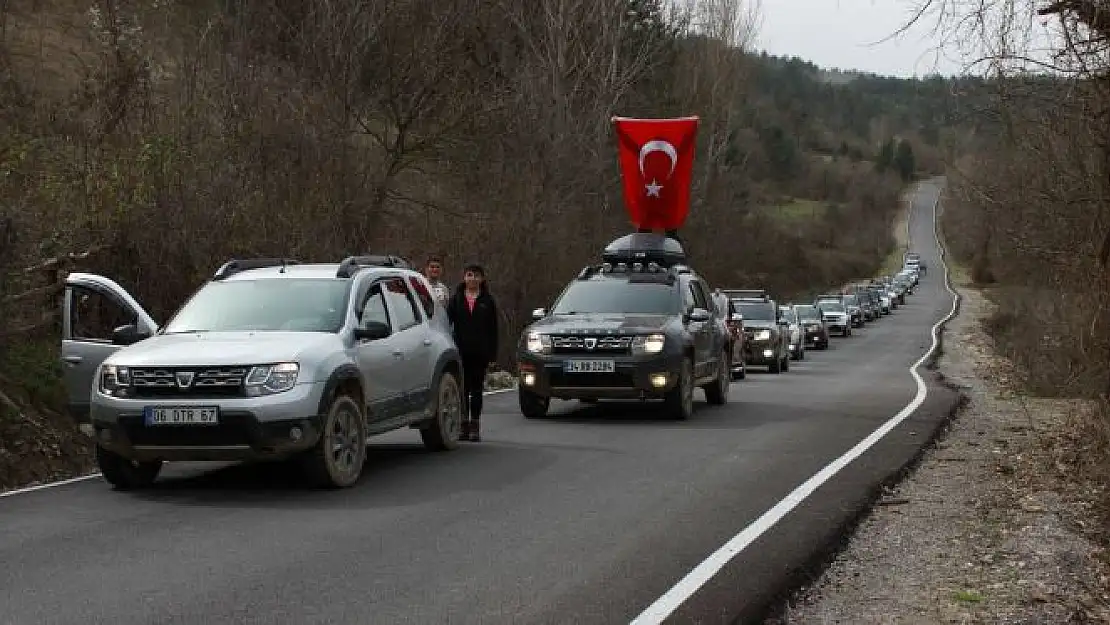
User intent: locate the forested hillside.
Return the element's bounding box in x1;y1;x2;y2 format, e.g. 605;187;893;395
931;0;1110;532
0;0;973;485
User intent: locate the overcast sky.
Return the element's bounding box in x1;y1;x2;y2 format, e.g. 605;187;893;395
754;0;967;77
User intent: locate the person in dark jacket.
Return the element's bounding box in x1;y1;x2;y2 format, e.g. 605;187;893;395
446;263;499;442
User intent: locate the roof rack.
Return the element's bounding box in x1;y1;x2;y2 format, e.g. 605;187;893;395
602;232;686;268
336;254;413;278
722;289;768;300
213;258;301;281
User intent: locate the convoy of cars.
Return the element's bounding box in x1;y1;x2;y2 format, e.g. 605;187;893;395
516;234;925;421
61;235;926;490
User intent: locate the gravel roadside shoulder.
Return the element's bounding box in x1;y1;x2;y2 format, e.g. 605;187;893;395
767;283;1110;624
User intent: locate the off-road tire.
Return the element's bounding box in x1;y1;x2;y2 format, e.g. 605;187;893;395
420;372;462;451
302;394;367;489
519;388;549;419
732;358;747;380
703;352;729;406
664;358;695;420
97;446;161;490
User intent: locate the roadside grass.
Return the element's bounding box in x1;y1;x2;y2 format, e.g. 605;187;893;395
878;196;911;276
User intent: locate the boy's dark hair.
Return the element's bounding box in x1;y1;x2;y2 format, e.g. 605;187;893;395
425;254;443;266
463;263;485;276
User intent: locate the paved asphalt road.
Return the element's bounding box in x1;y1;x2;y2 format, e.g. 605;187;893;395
1;180;959;625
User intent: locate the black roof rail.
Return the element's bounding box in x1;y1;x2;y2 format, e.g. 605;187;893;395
213;258;301;281
336;254;413;279
722;289;768;301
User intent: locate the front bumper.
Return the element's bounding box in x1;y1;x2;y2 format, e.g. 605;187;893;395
517;352;683;400
803;327;828;344
89;382;328;462
743;341;780;365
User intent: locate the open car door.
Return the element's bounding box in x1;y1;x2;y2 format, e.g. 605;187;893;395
61;272;158;423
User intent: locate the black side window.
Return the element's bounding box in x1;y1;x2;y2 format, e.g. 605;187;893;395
692;281;713;312
682;283;698;311
687;281;709;311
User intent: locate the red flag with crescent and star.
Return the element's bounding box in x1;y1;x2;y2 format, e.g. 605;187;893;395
612;116;700;231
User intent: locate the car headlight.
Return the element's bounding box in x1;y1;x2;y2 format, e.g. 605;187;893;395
632;333;666;355
99;364;131;395
754;329;771;341
245;362;299;396
525;331;552;355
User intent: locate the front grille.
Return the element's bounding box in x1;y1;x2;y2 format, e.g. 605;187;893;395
549;371;634;388
130;366;248;399
551;335;633;355
822;316;840;323
120;415;253;446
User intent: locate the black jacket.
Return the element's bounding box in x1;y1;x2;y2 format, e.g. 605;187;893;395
446;282;499;362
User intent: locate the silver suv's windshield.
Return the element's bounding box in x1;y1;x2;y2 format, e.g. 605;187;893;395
818;301;845;313
162;279;352;334
551;279;680;315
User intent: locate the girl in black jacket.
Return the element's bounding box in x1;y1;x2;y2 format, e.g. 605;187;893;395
446;263;499;442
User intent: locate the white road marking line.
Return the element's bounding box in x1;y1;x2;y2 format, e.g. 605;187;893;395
630;182;959;624
1;387;519;499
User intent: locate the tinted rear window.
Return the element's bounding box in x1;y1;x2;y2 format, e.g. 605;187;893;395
735;301;775;321
795;305;819;319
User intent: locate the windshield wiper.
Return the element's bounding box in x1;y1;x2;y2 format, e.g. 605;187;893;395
162;329;211;335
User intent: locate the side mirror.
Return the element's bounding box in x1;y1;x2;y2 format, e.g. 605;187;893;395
777;319;789;326
353;320;391;341
687;307;711;323
729;313;743;323
111;323;150;346
531;307;547;321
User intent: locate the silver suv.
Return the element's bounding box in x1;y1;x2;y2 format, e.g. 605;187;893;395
60;256;464;490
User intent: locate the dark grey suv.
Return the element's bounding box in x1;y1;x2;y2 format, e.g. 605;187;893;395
516;234;731;421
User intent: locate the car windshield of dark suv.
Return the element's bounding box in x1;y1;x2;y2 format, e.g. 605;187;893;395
734;301;775;321
161;278;353;334
551;279;680;315
795;305;820;320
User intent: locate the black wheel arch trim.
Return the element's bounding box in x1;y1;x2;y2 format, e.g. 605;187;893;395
317;365;363;417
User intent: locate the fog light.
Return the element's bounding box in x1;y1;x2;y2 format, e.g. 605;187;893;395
522;373;536;386
289;426;303;442
650;373;667;388
762;349;773;358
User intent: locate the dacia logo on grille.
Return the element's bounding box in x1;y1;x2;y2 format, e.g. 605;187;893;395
584;338;597;350
175;371;195;389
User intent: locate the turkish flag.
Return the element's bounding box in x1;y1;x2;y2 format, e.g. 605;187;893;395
612;116;700;231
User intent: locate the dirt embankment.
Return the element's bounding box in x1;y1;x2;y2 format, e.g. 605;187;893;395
768;282;1110;624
